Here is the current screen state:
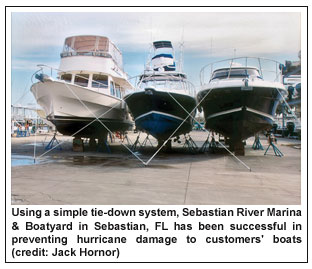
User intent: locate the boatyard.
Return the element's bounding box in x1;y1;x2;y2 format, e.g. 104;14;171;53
10;12;302;206
11;131;301;205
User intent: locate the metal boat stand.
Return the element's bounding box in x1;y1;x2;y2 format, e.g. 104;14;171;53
96;137;111;153
131;132;142;151
208;136;219;153
183;134;198;154
264;134;283;157
252;134;264;150
45;133;62;150
123;134;133;148
199;132;211;152
140;135;154;149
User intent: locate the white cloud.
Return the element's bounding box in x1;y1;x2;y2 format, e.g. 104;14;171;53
11;11;301;57
12;58;59;71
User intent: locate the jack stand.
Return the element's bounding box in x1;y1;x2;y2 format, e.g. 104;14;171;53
209;137;219;153
123;134;133;147
97;138;111;153
45;133;62;150
264;135;283;157
183;134;198;154
140;135;154;149
131;132;142;151
199;133;211;153
252;135;264;150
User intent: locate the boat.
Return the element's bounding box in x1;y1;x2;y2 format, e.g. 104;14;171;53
30;35;133;140
197;57;288;155
124;40;196;148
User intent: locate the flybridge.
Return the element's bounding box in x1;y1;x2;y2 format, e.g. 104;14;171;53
60;35;124;70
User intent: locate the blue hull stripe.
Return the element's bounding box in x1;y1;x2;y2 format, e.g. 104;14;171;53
136;112;188;139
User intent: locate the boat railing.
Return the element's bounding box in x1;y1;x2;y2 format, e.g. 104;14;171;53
32;64;115;95
60;51;112;58
129;72;196;97
60;51;125;75
199;56;283;85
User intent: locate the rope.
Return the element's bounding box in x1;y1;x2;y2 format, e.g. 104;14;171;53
33;66;144;164
167;89;252;171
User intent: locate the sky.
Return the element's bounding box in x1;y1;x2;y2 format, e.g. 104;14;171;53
10;10;301;106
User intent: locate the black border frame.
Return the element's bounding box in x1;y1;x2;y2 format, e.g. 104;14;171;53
5;5;309;263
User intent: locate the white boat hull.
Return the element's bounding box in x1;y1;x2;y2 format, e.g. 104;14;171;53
30;81;132;137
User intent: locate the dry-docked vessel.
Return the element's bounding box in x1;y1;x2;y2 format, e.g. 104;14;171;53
197;57;287;154
124;41;196;148
30;35;133;139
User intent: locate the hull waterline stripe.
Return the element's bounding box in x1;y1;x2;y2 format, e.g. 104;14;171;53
206;106;274;121
134;110;184;122
245;107;274;121
206;107;243;120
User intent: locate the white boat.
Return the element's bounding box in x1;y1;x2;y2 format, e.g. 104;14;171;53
30;35;133;139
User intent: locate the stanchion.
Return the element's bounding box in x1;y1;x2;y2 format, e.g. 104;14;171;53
140;135;154;149
183;134;198;154
199;132;210;153
264;134;283;157
252;134;264;150
131;132;142;151
45;133;62;150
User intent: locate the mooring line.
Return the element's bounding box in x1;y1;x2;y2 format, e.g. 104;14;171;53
33;84;39;163
34;65;142;162
62;82;146;164
183;162;192;204
144;86;214;166
167;86;251;171
33;65;252;170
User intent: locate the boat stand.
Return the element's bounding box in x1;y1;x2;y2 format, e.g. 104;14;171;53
131;132;142;151
96;137;111;153
209;137;219;153
123;134;133;148
199;133;210;153
183;134;198;154
140;135;154;149
264;135;283;157
45;133;62;150
252;135;264;150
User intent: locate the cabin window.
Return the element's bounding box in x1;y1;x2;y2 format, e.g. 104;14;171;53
110;81;115;96
61;74;72;83
92;74;108;88
115;84;121;98
74;74;89;87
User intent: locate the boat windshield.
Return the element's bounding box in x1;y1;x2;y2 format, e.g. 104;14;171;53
141;78;190;92
211;68;261;80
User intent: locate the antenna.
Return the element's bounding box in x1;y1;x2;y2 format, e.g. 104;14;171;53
145;19;154;71
179;27;185;72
